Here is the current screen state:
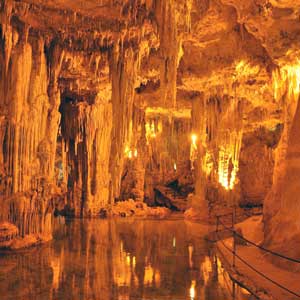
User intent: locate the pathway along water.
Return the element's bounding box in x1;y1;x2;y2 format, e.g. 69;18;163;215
0;218;254;300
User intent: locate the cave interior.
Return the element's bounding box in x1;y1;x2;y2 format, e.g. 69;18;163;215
1;0;300;299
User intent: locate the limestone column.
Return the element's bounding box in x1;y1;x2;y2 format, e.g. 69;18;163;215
264;95;300;257
188;93;209;219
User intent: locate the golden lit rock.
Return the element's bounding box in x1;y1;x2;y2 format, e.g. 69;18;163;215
0;0;300;298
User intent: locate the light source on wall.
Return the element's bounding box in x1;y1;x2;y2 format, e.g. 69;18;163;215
150;121;156;138
173;162;177;171
273;61;300;100
191;134;197;144
218;149;238;190
125;145;137;159
145;119;163;144
190;133;198;170
124;145;130;156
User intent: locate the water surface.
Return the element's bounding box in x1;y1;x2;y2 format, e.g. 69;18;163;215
0;218;253;300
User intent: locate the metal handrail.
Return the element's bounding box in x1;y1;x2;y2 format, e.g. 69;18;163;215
216;231;300;298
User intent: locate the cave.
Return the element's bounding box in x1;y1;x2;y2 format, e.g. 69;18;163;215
1;1;300;299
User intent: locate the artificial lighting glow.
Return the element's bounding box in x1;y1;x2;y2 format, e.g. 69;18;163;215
126;254;131;266
132;256;136;267
191;134;197;144
173;237;176;248
273;61;300;101
218;150;238;190
125;146;137;159
218;131;242;190
145;120;162;144
144;264;161;287
188;245;193;268
235;60;260;78
189;280;196;299
190;134;198;170
124;145;130;155
173;163;177;171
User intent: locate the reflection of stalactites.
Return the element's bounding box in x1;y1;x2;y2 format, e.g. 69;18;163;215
188;244;193;268
201;256;212;285
189;279;196;300
144;263;161;287
114;241;138;288
51;256;61;291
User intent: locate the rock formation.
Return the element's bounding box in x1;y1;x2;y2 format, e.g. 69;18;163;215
0;0;299;259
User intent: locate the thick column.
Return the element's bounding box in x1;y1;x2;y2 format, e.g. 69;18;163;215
109;45;139;204
264;96;300;258
186;93;209;220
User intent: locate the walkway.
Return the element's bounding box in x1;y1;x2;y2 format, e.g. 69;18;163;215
215;217;300;300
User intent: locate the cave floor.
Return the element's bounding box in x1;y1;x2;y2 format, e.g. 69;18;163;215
0;217;252;300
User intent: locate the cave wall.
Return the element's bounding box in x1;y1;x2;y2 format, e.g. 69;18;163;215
60;95;112;217
143;116;192;204
0;26;63;237
263;70;300;258
239;127;282;207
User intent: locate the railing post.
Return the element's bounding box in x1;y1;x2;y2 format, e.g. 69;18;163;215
232;281;236;300
233;230;236;269
232;206;237;269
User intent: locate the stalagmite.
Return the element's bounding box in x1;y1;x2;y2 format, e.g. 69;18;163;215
185;93;209;219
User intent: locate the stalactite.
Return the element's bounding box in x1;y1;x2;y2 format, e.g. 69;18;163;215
109;41;140;204
155;0;181;108
120;107;148;202
0;0;13;74
0;22;67;241
45;41;65;179
204;94;244;191
60;93;113;216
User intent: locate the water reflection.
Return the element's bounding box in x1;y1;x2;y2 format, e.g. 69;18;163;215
0;218;254;300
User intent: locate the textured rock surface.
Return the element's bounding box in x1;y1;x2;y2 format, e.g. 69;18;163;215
0;222;18;248
239;127;281;206
0;0;299;257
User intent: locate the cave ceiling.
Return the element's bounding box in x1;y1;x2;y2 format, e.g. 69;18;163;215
2;0;300;129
